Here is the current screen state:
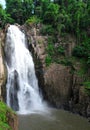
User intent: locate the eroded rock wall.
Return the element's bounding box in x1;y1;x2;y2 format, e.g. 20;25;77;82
23;24;90;119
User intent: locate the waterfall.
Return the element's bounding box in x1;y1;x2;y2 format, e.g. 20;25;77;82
5;25;46;114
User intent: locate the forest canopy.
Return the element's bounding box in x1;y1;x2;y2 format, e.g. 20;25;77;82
0;0;90;66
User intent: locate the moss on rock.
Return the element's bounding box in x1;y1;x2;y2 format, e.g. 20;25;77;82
0;101;18;130
0;101;12;130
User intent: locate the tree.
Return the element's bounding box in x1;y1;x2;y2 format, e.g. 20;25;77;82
41;0;50;19
5;0;34;24
42;2;59;24
5;0;24;24
0;4;14;28
22;0;33;21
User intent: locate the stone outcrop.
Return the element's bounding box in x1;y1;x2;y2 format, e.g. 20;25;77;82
22;24;48;68
44;63;72;108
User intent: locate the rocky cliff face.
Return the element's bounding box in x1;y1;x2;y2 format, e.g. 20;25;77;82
0;29;18;130
44;64;72;108
0;30;6;101
23;24;90;119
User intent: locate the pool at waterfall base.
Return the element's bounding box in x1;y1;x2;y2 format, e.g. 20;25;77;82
18;108;90;130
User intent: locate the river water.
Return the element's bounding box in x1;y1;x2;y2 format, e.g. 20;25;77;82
18;108;90;130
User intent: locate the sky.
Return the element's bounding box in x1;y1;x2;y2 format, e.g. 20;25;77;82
0;0;6;8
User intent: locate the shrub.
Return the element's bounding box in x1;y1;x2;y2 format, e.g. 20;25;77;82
45;55;52;66
43;3;59;24
72;46;85;58
87;56;90;66
26;16;41;25
46;43;55;56
83;81;90;96
41;25;54;35
60;58;72;66
57;45;65;55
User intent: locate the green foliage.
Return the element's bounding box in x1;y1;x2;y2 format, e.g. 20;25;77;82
5;0;23;24
57;45;65;55
56;10;71;34
83;81;90;96
3;0;90;40
72;46;85;58
46;43;55;56
40;0;50;18
5;0;33;24
26;16;41;25
35;6;42;17
72;36;90;66
45;55;52;66
55;58;72;66
75;59;87;76
0;122;11;130
87;56;90;65
45;36;65;66
1;0;90;69
0;101;12;130
46;36;65;56
42;2;59;24
22;0;33;22
66;0;89;43
41;25;54;35
0;4;14;28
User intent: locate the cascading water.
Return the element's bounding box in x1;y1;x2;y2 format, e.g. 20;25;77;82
5;25;46;114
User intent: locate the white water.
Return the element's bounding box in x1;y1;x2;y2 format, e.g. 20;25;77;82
5;25;46;114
